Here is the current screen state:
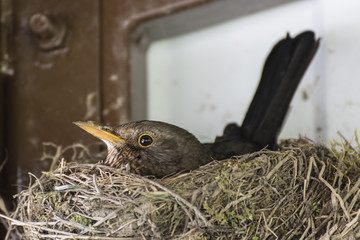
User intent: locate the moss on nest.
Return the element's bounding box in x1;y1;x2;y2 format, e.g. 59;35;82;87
3;137;360;239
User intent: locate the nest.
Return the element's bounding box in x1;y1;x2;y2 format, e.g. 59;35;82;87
3;137;360;239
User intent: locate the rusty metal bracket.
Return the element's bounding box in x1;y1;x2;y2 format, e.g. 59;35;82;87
28;13;67;50
0;0;14;77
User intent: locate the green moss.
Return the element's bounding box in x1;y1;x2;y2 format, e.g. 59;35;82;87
70;215;93;226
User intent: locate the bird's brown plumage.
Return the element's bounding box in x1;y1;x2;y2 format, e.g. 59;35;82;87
73;120;212;177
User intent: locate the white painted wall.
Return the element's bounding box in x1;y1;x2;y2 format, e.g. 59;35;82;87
147;0;360;143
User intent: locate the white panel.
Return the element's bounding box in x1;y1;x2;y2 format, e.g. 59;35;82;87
318;0;360;141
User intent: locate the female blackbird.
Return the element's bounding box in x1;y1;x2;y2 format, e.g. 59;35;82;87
73;120;212;177
74;31;319;177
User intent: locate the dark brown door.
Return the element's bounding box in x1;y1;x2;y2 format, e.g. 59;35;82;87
2;0;101;201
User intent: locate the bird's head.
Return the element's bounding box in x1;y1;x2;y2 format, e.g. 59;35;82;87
73;120;211;177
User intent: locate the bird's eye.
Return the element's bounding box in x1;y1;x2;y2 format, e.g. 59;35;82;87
138;134;154;148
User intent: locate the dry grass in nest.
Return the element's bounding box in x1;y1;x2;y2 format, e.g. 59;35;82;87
2;136;360;239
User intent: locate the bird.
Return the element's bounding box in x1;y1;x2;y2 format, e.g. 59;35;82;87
73;120;211;177
74;31;320;177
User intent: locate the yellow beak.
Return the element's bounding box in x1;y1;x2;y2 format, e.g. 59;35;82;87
73;120;127;145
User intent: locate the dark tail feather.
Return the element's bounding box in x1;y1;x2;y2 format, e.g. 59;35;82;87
208;31;320;159
242;31;320;148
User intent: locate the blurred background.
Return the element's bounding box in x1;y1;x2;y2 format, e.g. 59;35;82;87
1;0;360;233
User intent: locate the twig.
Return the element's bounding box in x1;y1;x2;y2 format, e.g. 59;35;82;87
262;212;278;239
304;157;315;200
28;172;44;193
93;174;102;194
299;218;312;240
318;161;351;221
319;221;337;240
340;208;360;237
0;213;82;236
220;185;263;214
93;208;122;227
111;219;137;235
53;214;102;234
37;234;133;240
139;176;212;228
265;154;291;180
343;177;360;203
